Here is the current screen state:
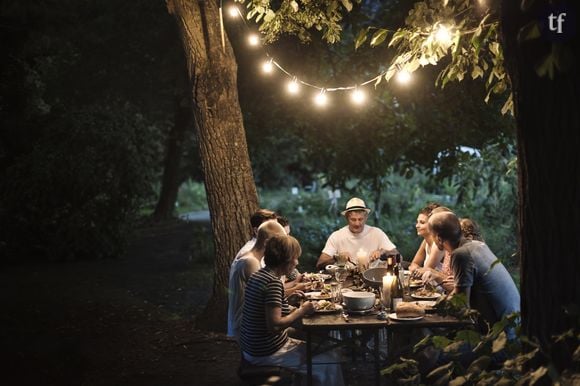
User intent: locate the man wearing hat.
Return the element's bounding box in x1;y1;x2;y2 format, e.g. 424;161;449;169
315;197;399;270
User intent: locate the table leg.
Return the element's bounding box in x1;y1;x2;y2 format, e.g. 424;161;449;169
374;330;380;386
307;330;312;386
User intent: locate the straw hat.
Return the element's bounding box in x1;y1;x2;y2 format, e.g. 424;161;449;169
341;197;371;216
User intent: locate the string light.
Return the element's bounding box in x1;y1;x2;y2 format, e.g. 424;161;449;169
314;90;328;107
396;69;412;84
262;59;274;73
227;5;239;17
221;0;422;108
248;33;260;46
350;88;366;105
435;25;452;45
287;78;300;94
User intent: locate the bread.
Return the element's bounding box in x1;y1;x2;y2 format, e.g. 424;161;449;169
395;302;425;318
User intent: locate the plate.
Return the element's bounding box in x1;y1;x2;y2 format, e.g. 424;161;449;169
315;304;342;314
409;280;423;288
411;292;442;300
388;312;424;321
305;291;331;300
343;306;376;315
304;273;332;281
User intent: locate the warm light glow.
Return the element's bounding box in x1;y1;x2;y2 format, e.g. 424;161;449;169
287;79;299;94
228;6;239;17
351;89;366;105
262;60;273;73
396;69;412;84
248;34;260;46
435;25;452;45
314;91;328;106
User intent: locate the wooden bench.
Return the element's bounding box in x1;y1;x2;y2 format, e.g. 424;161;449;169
237;356;295;386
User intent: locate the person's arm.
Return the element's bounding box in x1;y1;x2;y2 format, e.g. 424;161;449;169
316;252;334;270
243;257;261;279
265;302;315;333
424;243;445;270
409;239;427;272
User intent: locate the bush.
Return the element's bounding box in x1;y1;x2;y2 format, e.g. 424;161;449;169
0;103;160;261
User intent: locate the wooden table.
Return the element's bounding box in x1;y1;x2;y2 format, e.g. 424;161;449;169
301;310;471;386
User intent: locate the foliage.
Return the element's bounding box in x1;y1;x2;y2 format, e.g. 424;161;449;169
0;104;160;260
382;307;580;385
0;0;181;260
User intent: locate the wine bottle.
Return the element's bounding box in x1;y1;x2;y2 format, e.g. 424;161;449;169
391;266;404;311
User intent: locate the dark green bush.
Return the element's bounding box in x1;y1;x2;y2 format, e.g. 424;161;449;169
0;103;160;261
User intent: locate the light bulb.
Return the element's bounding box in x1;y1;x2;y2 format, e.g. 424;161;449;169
228;6;239;17
287;79;299;94
435;25;452;45
314;91;327;106
396;69;411;84
262;60;273;73
248;34;260;46
351;89;366;105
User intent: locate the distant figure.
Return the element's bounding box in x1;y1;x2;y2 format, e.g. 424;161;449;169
316;197;399;270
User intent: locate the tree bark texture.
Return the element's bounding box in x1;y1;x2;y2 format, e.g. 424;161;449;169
500;0;579;347
167;0;259;331
153;88;192;221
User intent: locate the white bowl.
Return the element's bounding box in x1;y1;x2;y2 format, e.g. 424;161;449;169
343;291;376;311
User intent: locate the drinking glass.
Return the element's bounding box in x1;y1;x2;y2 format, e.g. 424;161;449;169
335;267;349;284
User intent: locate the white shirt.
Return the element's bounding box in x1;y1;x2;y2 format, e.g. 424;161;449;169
321;224;396;264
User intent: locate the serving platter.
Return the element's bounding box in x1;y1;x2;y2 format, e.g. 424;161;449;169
388;312;424;321
411;292;441;300
314;304;342;314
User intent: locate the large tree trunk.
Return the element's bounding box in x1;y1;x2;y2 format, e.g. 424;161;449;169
153;88;192;221
500;1;579;348
167;0;259;331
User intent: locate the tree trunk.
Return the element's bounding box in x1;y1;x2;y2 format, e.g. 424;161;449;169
500;0;579;348
153;88;192;221
167;0;259;331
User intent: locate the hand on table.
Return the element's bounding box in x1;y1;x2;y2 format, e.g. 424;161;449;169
300;301;315;316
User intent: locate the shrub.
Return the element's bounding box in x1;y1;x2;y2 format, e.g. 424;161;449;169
0;103;160;261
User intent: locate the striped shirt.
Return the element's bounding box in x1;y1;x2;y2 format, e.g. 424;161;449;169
239;268;288;356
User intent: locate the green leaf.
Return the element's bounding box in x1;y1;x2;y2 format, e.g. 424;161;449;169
517;21;541;42
264;10;275;23
340;0;353;12
535;52;556;79
455;329;481;346
467;355;491;374
370;29;389;47
432;335;453;349
426;361;453;382
354;28;368;50
414;334;432;352
471;65;484;79
449;375;468;386
492;331;508;353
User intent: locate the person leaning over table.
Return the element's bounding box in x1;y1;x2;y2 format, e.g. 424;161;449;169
239;235;345;386
227;220;287;341
408;203;445;274
315;197;399;271
236;208;278;258
428;211;520;336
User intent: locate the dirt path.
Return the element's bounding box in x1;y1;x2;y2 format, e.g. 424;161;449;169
0;220;241;386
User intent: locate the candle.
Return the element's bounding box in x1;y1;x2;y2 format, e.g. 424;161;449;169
356;248;368;271
382;274;395;310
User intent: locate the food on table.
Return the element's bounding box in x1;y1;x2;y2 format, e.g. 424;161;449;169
395;302;426;318
409;279;423;287
413;287;437;297
315;300;337;311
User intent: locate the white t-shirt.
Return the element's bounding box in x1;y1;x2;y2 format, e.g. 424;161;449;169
227;250;261;340
321;224;396;264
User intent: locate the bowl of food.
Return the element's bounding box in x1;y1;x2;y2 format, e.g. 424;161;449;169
362;267;389;289
342;291;376;311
